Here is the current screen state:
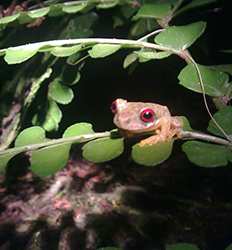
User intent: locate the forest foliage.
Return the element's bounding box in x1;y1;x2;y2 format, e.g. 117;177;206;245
0;0;231;176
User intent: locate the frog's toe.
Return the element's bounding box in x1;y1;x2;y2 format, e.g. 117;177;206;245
138;136;161;147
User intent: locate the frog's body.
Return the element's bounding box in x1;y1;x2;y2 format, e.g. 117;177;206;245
112;98;182;146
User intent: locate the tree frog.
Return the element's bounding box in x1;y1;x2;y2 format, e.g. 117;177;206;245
111;98;183;146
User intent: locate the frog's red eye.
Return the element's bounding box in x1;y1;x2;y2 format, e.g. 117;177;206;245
111;100;117;113
140;108;155;123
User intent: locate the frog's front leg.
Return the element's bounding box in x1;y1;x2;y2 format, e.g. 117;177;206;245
139;116;173;146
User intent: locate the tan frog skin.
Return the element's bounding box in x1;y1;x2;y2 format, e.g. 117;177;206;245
112;98;182;146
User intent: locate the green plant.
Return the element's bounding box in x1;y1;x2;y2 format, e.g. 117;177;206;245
0;0;231;178
166;243;199;250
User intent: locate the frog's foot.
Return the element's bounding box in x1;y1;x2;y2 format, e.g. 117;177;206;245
138;116;182;147
171;116;183;138
138;128;179;147
138;134;166;147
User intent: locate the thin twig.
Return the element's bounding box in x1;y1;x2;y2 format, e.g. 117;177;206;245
137;29;164;42
0;38;178;54
0;131;111;156
67;54;90;66
171;0;184;15
28;0;136;10
180;130;232;147
186;53;232;143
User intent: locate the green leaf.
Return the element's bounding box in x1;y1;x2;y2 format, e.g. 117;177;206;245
227;151;232;163
50;45;82;57
88;44;121;58
121;4;137;19
63;123;94;138
28;7;50;18
42;100;62;131
0;13;20;24
0;50;5;56
62;67;81;85
4;46;39;64
136;51;172;62
130;19;158;37
25;68;53;107
207;106;232;137
0;2;97;32
97;0;119;9
82;138;124;163
48;78;74;105
131;140;173;166
176;0;217;16
178;64;229;96
222;50;232;54
69;71;81;85
1;124;110;174
113;16;124;28
166;243;200;250
60;13;98;39
0;126;46;172
179;116;193;131
62;3;88;13
182;141;231;167
31;144;70;177
18;13;33;25
155;21;206;51
66;53;82;65
15;126;46;147
0;151;19;173
210;64;232;76
133;3;172;20
48;4;64;17
225;243;232;250
123;53;138;68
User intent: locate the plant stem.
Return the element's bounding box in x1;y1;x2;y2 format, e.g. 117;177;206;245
180;130;232;147
171;0;184;15
0;38;179;54
28;0;136;10
0;128;231;158
185;52;232;143
137;29;164;42
0;131;111;156
68;54;90;66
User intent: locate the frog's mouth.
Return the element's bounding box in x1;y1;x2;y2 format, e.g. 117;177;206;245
118;127;158;139
120;122;158;134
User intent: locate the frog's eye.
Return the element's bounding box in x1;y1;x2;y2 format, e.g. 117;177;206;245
140;108;155;123
111;100;117;113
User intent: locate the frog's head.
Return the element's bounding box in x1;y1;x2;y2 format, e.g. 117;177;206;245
111;98;158;133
